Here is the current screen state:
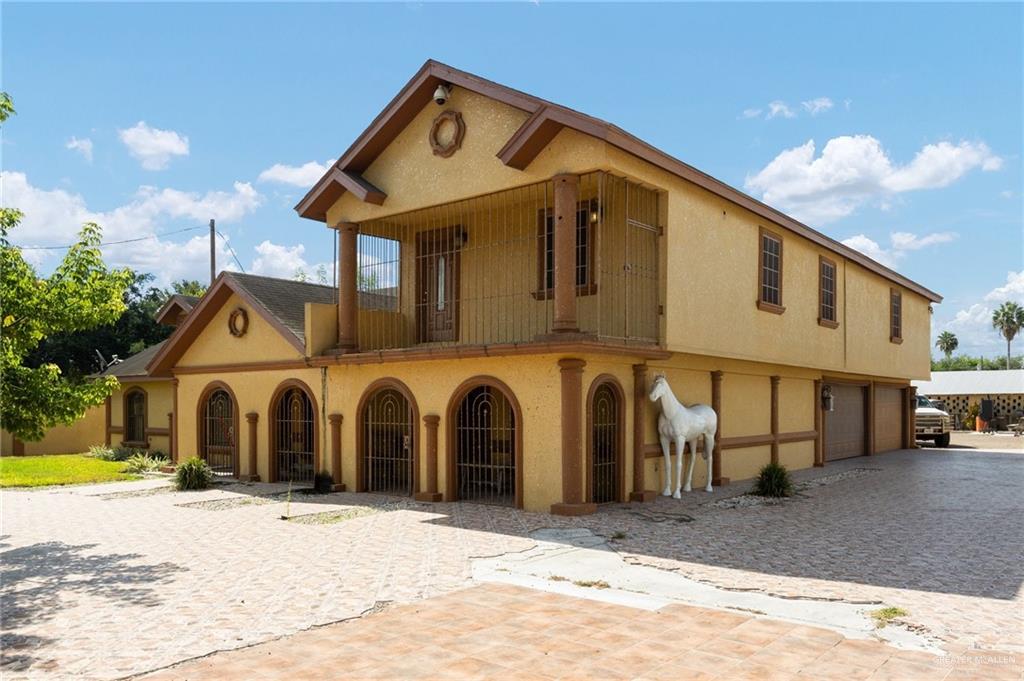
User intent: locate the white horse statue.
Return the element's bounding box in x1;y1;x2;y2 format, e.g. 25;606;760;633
649;375;718;496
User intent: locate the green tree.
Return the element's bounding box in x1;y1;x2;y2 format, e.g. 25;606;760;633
935;331;958;359
992;302;1024;370
170;279;207;297
0;94;133;440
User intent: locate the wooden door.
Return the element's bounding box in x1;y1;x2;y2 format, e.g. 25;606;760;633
416;230;460;343
825;383;866;461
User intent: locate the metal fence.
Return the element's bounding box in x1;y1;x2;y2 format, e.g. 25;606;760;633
455;386;517;506
273;388;315;484
355;171;661;351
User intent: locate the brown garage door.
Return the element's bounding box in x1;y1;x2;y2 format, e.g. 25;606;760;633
874;385;904;454
825;383;866;460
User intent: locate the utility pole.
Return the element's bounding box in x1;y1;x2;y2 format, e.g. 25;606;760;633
209;219;216;285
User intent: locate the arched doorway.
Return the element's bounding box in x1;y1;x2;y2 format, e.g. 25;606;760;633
199;385;237;477
123;388;147;446
358;380;417;495
588;377;625;504
449;378;522;507
270;382;317;484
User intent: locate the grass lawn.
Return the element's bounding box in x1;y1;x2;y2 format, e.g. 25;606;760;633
0;454;139;488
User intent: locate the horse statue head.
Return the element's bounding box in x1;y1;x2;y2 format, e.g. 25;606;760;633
649;374;671;403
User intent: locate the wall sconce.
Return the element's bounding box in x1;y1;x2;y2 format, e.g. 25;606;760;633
821;385;834;412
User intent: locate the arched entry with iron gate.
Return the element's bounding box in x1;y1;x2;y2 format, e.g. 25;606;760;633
448;377;523;508
358;380;418;495
269;380;318;484
588;376;625;504
198;382;238;477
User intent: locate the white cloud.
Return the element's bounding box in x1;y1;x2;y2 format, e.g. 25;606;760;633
251;240;332;281
66;136;93;162
935;273;1024;356
257;159;333;187
841;231;957;268
984;271;1024;304
118;121;189;170
2;170;262;285
766;100;796;119
1000;190;1014;199
801;97;834;116
745;135;1003;224
739;108;763;120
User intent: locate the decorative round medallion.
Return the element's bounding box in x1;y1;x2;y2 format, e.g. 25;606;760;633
429;110;465;158
228;307;249;337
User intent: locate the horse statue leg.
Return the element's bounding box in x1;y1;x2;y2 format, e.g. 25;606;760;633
659;432;672;497
704;429;715;492
683;437;698;492
673;435;687;498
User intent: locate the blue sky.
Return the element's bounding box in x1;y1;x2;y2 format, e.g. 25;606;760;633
3;2;1021;357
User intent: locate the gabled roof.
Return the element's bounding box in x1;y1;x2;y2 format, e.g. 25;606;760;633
296;59;942;303
913;370;1024;396
155;294;200;326
146;272;337;376
96;340;168;380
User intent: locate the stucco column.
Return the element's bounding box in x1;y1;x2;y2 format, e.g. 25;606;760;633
415;414;443;502
907;387;919;449
336;222;359;352
170;378;179;462
813;379;824;466
328;413;346;491
552;358;595;515
105;396;112;447
245;412;260;481
711;371;728;485
630;363;655;502
867;382;876;455
551;174;579;333
770;376;780;465
167;412;174;463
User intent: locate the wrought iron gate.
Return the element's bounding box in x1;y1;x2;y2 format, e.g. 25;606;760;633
274;387;315;483
202;389;235;476
591;383;620;503
362;388;413;495
455;386;516;506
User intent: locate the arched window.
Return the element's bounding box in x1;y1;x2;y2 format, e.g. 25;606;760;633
200;386;236;476
359;384;416;495
124;389;147;445
449;378;521;507
271;384;316;484
588;377;625;504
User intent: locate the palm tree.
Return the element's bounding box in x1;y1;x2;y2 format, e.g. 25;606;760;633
935;331;958;359
992;302;1024;369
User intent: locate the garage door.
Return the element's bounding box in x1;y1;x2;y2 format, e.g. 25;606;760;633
825;383;866;460
874;386;904;454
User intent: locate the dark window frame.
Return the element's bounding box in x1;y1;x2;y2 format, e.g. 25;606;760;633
818;255;839;328
534;199;599;300
890;288;903;344
123;388;148;446
756;226;785;314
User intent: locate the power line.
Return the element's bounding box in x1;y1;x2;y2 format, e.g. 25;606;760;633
215;230;246;273
14;225;206;251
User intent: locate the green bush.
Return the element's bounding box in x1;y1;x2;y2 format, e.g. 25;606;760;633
752;462;793;498
122;454;164;475
149;450;169;462
88;444;116;461
175;457;213;491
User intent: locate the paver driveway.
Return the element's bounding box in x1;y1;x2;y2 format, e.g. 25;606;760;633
1;448;1021;679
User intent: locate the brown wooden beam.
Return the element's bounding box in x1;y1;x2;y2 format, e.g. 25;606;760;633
551;174;579;333
630;363;655;502
336;222;359;352
328;413;345;491
244;412;260;482
770;375;780;464
415;414;442;502
552;358;595;516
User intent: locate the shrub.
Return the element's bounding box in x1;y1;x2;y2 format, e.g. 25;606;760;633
752;462;793;498
175;457;213;491
88;445;117;461
122;454;164;475
149;450;169;462
313;471;333;494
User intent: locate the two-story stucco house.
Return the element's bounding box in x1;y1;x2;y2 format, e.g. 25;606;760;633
146;61;941;514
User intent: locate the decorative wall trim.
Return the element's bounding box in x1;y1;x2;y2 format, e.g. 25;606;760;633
552;358;595;516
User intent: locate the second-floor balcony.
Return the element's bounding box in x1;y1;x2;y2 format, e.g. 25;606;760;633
340;171;662;355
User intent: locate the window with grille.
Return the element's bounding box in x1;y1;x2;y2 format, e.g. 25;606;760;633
537;201;597;297
124;390;146;444
758;229;783;312
819;257;838;327
890;289;902;343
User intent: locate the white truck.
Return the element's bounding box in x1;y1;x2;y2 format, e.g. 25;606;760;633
915;394;951;447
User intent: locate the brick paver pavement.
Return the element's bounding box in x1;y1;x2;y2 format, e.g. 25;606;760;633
139;584;1022;681
2;448;1021;679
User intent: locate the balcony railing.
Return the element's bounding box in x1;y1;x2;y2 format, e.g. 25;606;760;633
353;171;661;352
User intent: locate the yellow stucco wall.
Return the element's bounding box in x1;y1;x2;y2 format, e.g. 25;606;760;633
109;380;174;454
2;405;105;455
178;292;304;366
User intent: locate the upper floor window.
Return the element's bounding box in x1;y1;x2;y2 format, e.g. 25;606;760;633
537;200;597;299
890;288;903;343
757;228;784;313
818;256;838;328
124;389;146;444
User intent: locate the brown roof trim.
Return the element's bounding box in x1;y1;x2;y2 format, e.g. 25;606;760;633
309;340;671;366
296;59;941;303
154;294;198;327
295;169;387;221
145;272;306;376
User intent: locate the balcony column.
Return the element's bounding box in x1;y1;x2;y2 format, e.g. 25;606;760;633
415;415;442;502
552;174;579;333
551;358;596;515
245;412;260;481
336;221;359;352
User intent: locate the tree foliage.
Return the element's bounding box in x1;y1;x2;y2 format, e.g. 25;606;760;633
992;301;1024;369
935;331;958;359
170;279;207;298
0;94;133;441
931;354;1023;372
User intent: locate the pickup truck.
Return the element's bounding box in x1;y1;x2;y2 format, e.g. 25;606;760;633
916;394;951;447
